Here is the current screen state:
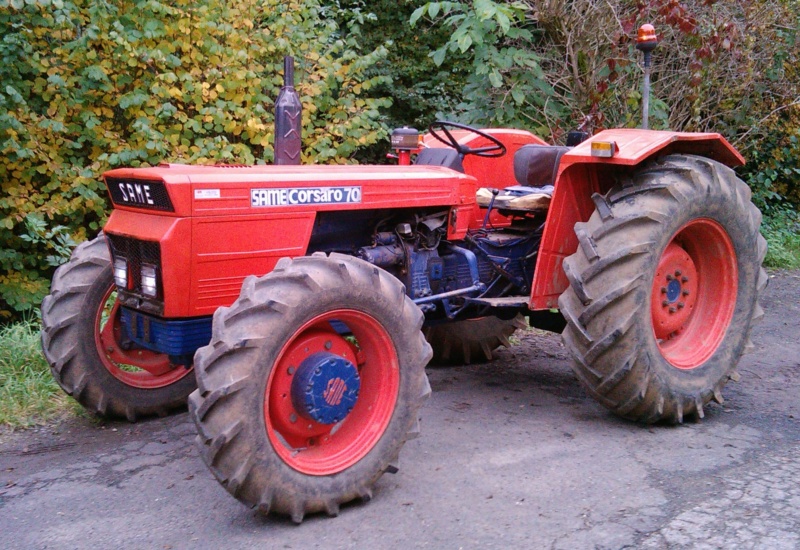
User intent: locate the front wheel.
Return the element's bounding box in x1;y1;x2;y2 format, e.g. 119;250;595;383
189;253;432;522
559;155;767;424
41;235;196;420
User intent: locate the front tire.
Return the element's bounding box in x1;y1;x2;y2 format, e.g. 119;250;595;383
559;155;766;424
41;235;197;421
189;253;432;522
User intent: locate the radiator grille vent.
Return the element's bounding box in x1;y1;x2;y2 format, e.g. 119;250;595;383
106;234;161;295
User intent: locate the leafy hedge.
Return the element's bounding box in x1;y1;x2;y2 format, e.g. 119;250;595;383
0;0;391;318
2;0;799;318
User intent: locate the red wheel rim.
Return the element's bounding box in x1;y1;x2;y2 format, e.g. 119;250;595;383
650;218;738;369
94;285;193;388
265;309;399;476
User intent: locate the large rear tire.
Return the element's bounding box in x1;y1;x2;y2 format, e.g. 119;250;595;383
41;235;197;421
189;253;432;522
559;155;766;424
424;315;527;364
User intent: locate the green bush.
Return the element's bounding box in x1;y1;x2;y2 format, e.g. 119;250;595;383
411;1;799;142
324;0;470;164
743;125;800;212
0;0;391;319
336;0;469;129
761;207;800;269
735;20;800;211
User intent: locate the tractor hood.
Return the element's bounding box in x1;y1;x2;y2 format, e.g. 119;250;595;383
103;163;478;218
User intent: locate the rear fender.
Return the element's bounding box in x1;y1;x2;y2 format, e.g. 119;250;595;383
528;129;744;310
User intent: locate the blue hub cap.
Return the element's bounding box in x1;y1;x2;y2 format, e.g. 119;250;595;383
291;352;360;425
666;278;682;303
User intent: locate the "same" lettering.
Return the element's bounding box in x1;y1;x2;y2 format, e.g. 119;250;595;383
118;182;154;205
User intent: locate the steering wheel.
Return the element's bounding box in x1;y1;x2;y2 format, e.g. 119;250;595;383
428;121;507;158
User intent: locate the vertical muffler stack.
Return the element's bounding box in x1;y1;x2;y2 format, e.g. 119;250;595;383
274;56;302;165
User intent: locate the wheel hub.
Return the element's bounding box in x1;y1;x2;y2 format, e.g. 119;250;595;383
649;218;738;369
665;278;682;303
291;352;360;425
651;242;699;338
266;310;399;476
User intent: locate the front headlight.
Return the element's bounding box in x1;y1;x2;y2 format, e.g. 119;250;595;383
141;264;158;297
113;258;128;289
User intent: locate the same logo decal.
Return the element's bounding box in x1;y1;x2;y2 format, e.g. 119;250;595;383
251;186;362;207
323;378;348;407
117;182;155;206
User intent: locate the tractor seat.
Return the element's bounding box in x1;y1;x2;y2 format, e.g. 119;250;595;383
476;145;569;212
414;147;465;172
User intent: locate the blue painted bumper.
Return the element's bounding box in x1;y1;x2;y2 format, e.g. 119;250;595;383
120;308;212;358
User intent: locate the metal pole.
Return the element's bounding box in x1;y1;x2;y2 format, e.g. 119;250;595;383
636;25;658;130
642;52;651;130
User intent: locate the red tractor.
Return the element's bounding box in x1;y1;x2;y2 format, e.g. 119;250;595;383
41;61;765;522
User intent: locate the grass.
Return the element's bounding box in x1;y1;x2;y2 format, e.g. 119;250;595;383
761;208;800;269
0;319;79;428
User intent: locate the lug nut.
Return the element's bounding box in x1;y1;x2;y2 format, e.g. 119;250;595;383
287;366;295;375
675;270;682;277
289;413;297;423
681;276;689;283
669;306;677;313
677;302;685;309
666;274;674;281
682;289;690;296
661;287;667;294
662;300;669;307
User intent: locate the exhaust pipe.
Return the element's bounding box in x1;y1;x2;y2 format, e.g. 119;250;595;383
274;56;302;165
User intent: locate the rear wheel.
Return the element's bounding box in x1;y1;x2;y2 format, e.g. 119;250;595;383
189;253;431;522
424;315;527;364
41;235;196;420
559;155;766;423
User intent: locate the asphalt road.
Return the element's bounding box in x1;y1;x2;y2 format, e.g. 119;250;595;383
1;271;798;549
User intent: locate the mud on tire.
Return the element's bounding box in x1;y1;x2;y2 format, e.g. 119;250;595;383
41;235;196;421
424;314;527;365
559;155;767;424
189;253;432;522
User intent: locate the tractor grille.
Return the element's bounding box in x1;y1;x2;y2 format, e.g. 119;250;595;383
106;234;161;295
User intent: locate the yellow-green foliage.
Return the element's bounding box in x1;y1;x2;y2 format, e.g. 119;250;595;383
0;0;391;318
